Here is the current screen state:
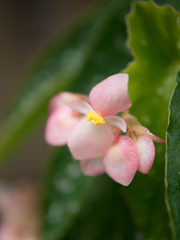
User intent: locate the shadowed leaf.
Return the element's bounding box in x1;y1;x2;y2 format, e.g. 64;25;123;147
166;71;180;240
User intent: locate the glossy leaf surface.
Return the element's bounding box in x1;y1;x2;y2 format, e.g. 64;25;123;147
122;1;180;239
41;146;94;240
166;72;180;240
62;175;140;240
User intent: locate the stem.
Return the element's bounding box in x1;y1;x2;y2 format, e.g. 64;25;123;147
130;131;136;142
115;128;121;144
127;122;131;130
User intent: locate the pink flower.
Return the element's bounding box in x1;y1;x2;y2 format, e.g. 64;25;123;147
81;135;139;186
128;124;165;174
0;182;40;240
45;92;88;146
45;74;165;186
122;112;165;174
67;73;132;160
80;112;165;186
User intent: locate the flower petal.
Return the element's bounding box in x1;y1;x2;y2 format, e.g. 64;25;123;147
145;133;165;143
129;125;165;143
128;125;149;135
49;92;78;112
45;105;79;146
89;73;131;117
49;92;88;112
122;112;140;126
104;115;127;132
69;100;93;115
136;136;155;174
103;136;139;186
67;117;114;160
80;156;105;176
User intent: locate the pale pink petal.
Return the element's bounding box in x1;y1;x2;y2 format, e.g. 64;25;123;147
145;133;165;143
49;92;78;112
80;156;105;176
122;112;140;126
45;105;79;146
103;136;139;186
67;117;114;160
89;73;131;117
69;100;93;115
136;136;155;174
104;115;127;132
49;92;88;112
128;125;149;135
129;125;165;143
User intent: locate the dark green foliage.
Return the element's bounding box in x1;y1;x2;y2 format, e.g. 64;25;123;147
166;72;180;240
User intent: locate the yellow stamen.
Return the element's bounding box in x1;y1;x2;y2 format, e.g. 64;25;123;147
86;111;105;125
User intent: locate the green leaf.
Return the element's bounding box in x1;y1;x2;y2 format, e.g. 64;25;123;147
61;176;140;240
166;71;180;240
41;146;94;240
0;0;132;164
122;1;180;239
155;0;180;11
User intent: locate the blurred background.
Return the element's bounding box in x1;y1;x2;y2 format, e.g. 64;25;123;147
0;0;104;181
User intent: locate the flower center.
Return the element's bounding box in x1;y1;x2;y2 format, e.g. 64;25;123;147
86;111;105;125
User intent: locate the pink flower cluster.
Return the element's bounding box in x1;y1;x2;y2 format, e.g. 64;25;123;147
0;182;40;240
45;74;164;186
